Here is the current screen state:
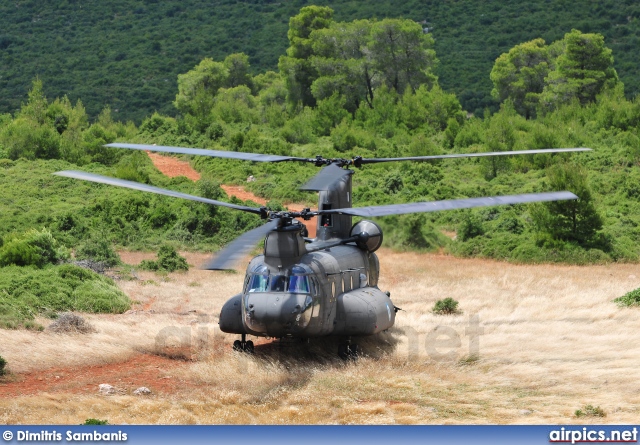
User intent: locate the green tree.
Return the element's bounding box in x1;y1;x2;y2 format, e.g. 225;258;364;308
540;30;618;110
223;53;253;90
369;19;437;95
174;58;227;121
490;38;551;118
532;162;603;246
278;6;334;109
312;92;349;135
311;19;376;112
19;78;48;125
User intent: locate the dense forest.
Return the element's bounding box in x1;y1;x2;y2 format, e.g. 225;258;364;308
2;4;640;327
1;0;640;121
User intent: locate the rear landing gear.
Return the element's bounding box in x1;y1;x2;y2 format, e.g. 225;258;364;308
338;339;360;360
233;334;255;353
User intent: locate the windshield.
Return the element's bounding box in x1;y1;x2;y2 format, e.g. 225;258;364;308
246;266;311;294
247;273;269;292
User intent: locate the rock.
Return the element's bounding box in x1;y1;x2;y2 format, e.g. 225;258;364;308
133;387;152;395
247;175;256;183
99;384;115;395
519;409;533;416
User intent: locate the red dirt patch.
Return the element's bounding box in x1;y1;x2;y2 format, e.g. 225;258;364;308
0;354;191;397
146;151;201;181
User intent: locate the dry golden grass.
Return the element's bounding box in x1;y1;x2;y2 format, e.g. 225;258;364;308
1;250;639;424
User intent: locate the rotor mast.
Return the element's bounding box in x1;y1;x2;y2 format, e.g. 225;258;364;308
316;168;354;241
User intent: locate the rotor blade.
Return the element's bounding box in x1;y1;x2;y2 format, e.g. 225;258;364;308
105;143;310;163
326;191;578;217
357;148;592;164
53;170;264;215
299;163;353;191
202;219;279;270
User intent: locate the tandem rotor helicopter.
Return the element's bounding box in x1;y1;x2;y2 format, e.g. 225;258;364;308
54;144;589;359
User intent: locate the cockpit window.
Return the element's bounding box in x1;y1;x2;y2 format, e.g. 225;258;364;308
246;266;311;293
248;273;269;292
270;275;287;292
247;265;269;292
288;266;310;293
288;275;309;293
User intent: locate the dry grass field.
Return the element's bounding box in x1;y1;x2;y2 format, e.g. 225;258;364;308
0;249;639;425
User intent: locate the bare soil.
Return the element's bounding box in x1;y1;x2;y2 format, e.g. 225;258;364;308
0;354;191;397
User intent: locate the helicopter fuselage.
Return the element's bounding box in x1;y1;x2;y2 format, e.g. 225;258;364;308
219;243;395;339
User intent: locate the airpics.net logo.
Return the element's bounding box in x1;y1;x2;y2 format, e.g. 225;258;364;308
549;427;638;444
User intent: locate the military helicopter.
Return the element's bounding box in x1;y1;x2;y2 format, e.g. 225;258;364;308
54;144;590;359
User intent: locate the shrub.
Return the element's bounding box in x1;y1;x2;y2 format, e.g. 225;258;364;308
0;228;69;268
75;238;121;267
458;214;484;242
575;405;606;418
0;355;6;376
0;264;130;329
433;297;460;314
614;288;640;307
83;419;108;425
48;312;95;334
139;245;189;272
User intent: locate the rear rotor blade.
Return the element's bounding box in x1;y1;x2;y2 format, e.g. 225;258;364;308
106;143;310;163
357;148;591;164
300;163;353;191
53;170;264;215
202;219;279;270
326;191;578;217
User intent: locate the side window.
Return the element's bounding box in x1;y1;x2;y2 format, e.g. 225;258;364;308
359;273;367;288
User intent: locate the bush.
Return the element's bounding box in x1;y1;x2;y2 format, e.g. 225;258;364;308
614;288;640;307
0;355;6;376
48;312;95;334
575;405;606;418
75;238;121;267
458;214;485;241
433;297;460;314
139;245;189;272
0;264;130;329
0;228;69;268
83;419;108;425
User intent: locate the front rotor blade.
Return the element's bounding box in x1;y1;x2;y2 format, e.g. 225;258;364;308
53;170;263;215
106;143;310;163
327;191;578;217
357;148;591;164
202;219;279;270
299;164;353;191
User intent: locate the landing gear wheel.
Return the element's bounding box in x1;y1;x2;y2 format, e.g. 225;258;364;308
338;342;360;361
233;336;255;354
338;343;349;360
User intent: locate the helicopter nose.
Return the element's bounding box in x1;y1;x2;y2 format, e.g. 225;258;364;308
244;293;312;337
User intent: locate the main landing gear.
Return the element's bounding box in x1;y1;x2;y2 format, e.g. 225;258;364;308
233;334;254;353
338;338;360;360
